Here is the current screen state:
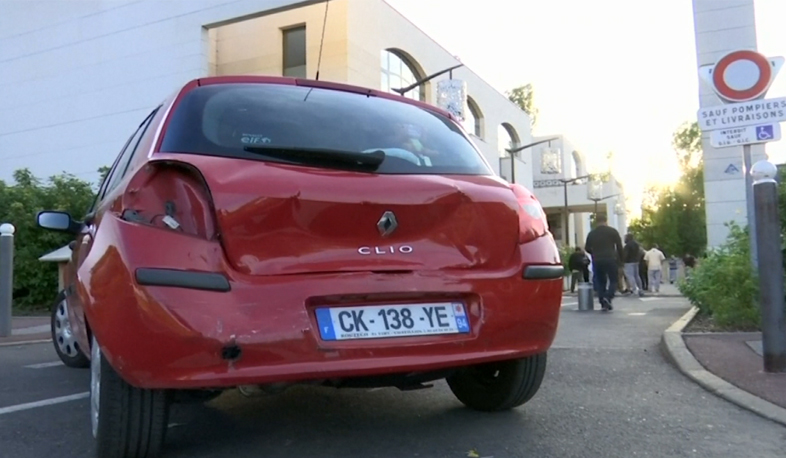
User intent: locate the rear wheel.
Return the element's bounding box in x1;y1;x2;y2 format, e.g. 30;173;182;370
91;335;170;458
446;352;547;412
51;292;89;368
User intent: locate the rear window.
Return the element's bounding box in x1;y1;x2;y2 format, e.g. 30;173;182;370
160;83;492;175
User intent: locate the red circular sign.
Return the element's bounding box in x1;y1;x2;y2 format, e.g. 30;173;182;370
712;50;772;102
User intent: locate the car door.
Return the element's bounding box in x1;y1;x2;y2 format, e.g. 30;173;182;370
66;110;158;353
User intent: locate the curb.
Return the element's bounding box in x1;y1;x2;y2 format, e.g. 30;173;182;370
660;306;786;427
0;338;52;348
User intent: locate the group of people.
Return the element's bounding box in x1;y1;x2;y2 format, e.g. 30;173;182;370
567;214;697;312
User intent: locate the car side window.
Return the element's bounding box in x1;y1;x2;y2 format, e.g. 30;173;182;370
101;108;159;199
83;133;136;218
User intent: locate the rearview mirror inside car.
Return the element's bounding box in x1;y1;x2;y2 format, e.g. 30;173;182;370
37;211;78;233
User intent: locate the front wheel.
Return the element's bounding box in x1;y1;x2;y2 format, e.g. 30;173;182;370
446;352;547;412
91;335;170;458
51;292;89;368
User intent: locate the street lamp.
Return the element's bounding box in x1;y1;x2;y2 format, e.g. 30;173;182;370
504;137;560;184
392;63;465;97
558;174;591;246
589;193;620;218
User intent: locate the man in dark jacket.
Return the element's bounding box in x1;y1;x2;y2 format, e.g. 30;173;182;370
584;214;624;311
568;247;590;292
622;233;645;296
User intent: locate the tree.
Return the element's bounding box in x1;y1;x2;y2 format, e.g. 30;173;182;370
506;83;539;128
0;169;98;311
627;121;707;257
97;165;111;183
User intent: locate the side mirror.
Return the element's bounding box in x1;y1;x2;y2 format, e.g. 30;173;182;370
36;211;79;233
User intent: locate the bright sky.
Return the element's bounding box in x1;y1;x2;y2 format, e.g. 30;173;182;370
385;0;786;213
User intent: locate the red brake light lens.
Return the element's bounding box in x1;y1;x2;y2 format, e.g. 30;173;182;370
120;162;217;240
511;184;549;244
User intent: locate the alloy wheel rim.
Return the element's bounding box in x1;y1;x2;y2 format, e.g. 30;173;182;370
90;336;101;438
55;300;79;357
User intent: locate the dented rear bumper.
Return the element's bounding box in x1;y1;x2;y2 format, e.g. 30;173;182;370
82;216;563;390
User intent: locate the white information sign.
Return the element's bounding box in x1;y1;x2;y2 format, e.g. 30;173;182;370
710;124;782;148
697;97;786;131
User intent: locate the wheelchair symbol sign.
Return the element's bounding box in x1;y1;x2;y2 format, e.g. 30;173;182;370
757;125;775;140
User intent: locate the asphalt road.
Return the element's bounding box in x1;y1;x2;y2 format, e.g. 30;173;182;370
1;295;785;458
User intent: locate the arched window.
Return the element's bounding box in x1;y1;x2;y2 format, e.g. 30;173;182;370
464;97;483;138
498;123;520;157
572;150;583;177
381;49;425;102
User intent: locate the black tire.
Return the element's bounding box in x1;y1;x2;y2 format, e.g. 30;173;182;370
51;292;89;368
92;336;170;458
446;352;547;412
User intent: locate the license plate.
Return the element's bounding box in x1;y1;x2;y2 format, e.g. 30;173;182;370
315;302;471;341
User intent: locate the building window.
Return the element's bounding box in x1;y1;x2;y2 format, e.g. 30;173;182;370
572;150;583;177
498;123;519;157
283;26;306;78
381;49;424;101
464;97;483;138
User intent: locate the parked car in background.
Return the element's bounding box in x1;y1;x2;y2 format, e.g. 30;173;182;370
36;75;564;458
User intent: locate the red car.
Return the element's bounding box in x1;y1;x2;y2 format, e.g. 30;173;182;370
36;76;563;458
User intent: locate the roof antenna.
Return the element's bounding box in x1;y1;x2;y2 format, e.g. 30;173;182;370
315;0;330;81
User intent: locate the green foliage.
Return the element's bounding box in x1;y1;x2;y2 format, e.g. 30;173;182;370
0;168;99;311
97;165;111;183
628;121;706;257
506;83;538;128
678;223;760;330
558;244;574;275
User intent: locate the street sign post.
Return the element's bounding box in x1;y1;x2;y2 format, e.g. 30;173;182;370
698;49;786;374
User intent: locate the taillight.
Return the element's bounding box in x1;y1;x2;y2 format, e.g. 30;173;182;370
119;161;217;240
511;184;548;244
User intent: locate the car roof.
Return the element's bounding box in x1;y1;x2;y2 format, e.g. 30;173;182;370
192;75;458;122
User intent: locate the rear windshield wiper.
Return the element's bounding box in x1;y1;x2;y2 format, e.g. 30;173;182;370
242;145;385;171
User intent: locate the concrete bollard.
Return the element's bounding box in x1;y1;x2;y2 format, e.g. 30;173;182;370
750;161;786;373
0;223;15;337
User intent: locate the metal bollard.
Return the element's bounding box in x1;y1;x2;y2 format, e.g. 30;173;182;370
0;223;14;337
751;161;786;373
577;282;594;311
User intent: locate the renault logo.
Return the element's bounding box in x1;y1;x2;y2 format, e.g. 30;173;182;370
377;211;398;237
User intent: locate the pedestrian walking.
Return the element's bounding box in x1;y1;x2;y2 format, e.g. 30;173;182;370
644;244;666;293
683;253;696;278
584;214;624;312
568;247;590;293
622;233;645;296
668;255;678;284
638;246;649;291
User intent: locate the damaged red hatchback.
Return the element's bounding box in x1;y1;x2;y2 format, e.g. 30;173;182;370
36;76;563;458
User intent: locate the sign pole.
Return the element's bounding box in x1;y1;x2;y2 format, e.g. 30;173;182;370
743;144;758;271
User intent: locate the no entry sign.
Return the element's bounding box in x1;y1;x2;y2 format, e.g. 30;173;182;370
699;50;784;103
698;49;785;149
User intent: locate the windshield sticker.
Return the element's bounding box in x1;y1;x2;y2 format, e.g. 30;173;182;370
241;134;272;145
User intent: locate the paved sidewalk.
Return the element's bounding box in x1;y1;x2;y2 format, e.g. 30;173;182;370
0;316;51;345
684;332;786;409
